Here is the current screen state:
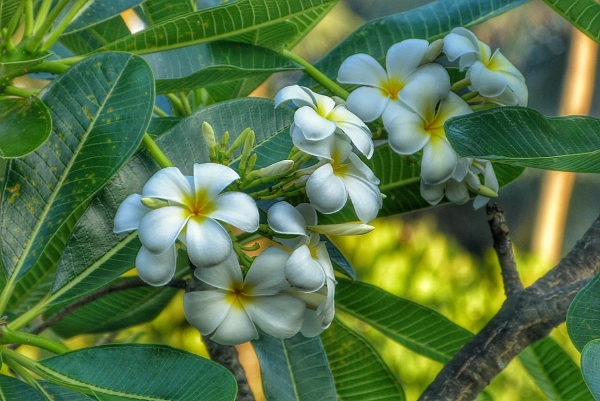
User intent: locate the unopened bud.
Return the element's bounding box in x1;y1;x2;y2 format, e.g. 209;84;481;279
307;223;374;236
202;122;217;160
420;39;444;65
226;128;253;157
141;197;168;209
475;184;498;198
246;160;294;181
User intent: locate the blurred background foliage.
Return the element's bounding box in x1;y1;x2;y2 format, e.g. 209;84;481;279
5;1;600;400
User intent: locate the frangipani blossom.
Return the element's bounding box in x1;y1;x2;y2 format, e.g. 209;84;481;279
275;85;373;158
114;163;259;285
444;27;528;106
384;91;472;185
184;249;306;345
421;157;499;209
338;39;450;123
305;138;382;223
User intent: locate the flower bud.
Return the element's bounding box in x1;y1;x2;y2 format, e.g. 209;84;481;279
202;122;217;160
246;160;294;181
475;184;498;198
141;197;169;209
306;223;374;236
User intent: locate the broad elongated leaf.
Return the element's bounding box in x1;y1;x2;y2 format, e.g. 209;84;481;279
63;0;145;32
322;319;405;400
324;238;355;280
0;375;44;400
581;340;600;398
0;54;50;77
47;278;178;338
253;330;337;401
446;107;600;172
336;279;473;363
567;272;600;351
542;0;600;44
40;382;94;400
0;97;51;158
301;0;527;87
519;337;594;401
142;0;195;24
3;52;154;314
60;13;132;55
144;41;300;96
0;0;19;31
101;0;337;53
37;344;236;400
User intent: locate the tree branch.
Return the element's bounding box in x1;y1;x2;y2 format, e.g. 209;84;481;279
419;212;600;401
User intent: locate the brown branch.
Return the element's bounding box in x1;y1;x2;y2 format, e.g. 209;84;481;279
419;212;600;401
486;204;523;296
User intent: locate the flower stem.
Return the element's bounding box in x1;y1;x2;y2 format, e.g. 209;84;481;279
23;0;34;38
2;85;38;97
33;0;53;33
28;60;70;74
281;49;349;100
153;105;169;117
142;133;174;168
1;326;70;354
39;0;90;53
25;0;72;53
451;77;471;92
0;346;40;373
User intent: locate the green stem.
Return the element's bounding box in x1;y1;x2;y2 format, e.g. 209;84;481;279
3;85;38;97
39;0;90;52
28;60;70;74
179;92;193;115
34;0;53;33
23;0;34;38
5;2;24;40
166;93;185;115
25;0;72;53
2;357;39;390
142;133;174;168
58;55;85;66
153;105;169;117
451;77;471;92
0;347;40;373
461;91;479;102
1;326;70;354
282;49;349;100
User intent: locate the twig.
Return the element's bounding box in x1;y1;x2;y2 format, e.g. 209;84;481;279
486;204;523;296
419;213;600;401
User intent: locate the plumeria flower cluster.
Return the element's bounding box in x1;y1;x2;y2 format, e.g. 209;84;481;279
336;29;527;208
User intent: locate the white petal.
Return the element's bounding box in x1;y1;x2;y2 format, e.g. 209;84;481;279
186;217;233;267
468;61;508;98
306;164;348;214
337;122;374;158
274;85;316;108
397;64;451;119
300;309;326;337
337;53;388;87
505;73;528;106
285;245;326;292
420;181;445;205
294;106;337;141
344;175;382;223
142;167;193;205
318;279;336;315
210;305;258;345
184;290;232;335
421;137;458;185
268;202;307;236
436;92;473;121
210;192;259;233
314;242;335;281
114;194;149;233
453;158;470;181
135;245;177;286
244;247;291;295
138;206;189;255
296;203;318;226
445;179;470;204
291;127;337;160
193;163;240;200
484;161;499;192
346;86;389;122
193;250;242;289
346;152;380;185
386;39;429;80
443;27;479;64
385;107;430;155
472;195;490;210
246;294;306;339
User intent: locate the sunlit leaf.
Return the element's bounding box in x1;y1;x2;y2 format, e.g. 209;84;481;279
519;337;594;401
60;14;132;55
0;97;51;158
0;375;44;400
37;345;236;400
63;0;144;32
541;0;600;44
336;279;473;363
322;319;405;400
253;330;337;401
581;340;600;398
446;107;600;172
567;272;600;351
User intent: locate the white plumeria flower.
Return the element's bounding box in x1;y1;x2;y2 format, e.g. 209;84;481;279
275;85;374;158
113;163;259;285
443;27;528;106
304;138;382;223
384;91;472;185
421;157;499;209
184;248;306;345
338;39;451;123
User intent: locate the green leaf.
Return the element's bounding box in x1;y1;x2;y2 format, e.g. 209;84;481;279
322;319;405;400
567;272;600;352
519;337;594;401
0;375;45;401
60;13;132;55
142;0;195;24
581;340;600;398
64;0;144;32
252;330;337;401
323;238;355;280
0;97;51;158
2;52;154;312
446;107;600;172
541;0;600;44
40;381;95;400
0;54;50;77
47;278;178;338
336;279;473;363
144;41;300;97
0;0;19;31
101;0;337;54
37;344;237;400
301;0;527;87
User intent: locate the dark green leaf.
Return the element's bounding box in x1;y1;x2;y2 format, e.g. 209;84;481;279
64;0;145;32
581;340;600;398
253;330;337;401
40;382;95;400
3;53;154;312
567;272;600;351
323;238;355;280
0;97;51;158
101;0;337;53
322;319;405;400
37;344;237;400
60;13;132;55
541;0;600;44
519;337;594;401
301;0;527;88
0;54;50;77
336;279;473;363
142;0;195;24
0;375;44;401
0;0;19;31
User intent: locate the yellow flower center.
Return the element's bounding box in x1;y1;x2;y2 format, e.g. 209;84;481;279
186;188;216;221
226;285;248;311
381;77;405;100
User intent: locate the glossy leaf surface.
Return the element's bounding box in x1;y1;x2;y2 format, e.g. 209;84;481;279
0;375;44;401
0;97;51;158
567;272;600;351
581;340;600;398
541;0;600;43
